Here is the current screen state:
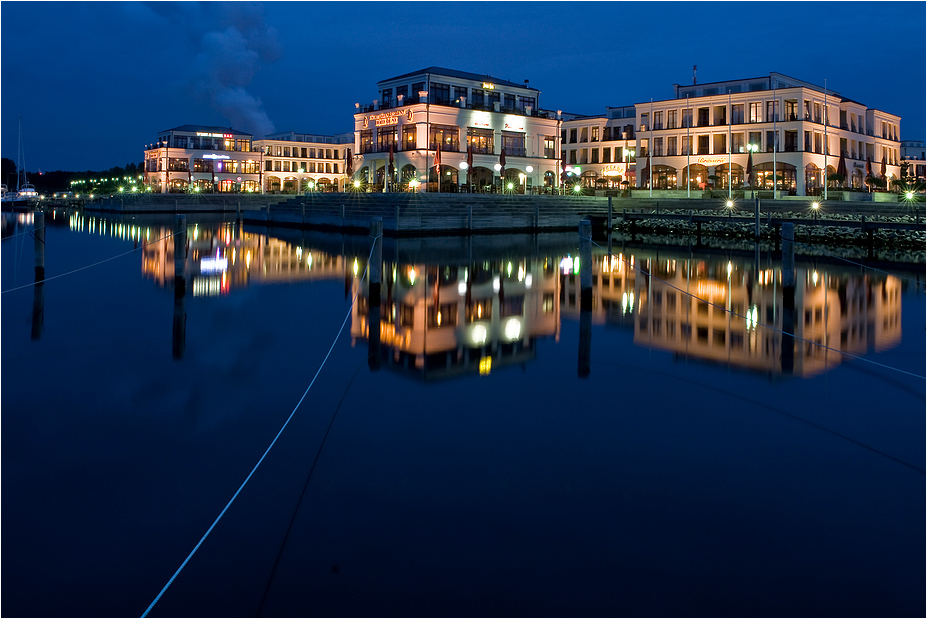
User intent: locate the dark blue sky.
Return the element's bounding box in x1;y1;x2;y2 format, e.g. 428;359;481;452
2;1;924;172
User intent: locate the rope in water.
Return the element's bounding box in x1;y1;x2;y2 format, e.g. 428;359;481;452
588;238;924;380
1;230;176;294
140;232;381;618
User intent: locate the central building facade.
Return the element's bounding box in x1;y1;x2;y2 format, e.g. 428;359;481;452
352;67;562;192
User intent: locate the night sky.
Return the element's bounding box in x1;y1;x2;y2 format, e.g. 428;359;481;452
2;1;924;173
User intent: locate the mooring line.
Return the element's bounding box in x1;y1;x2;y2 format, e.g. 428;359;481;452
140;232;380;618
256;358;366;617
1;223;46;240
1;230;176;294
588;239;924;380
595;356;925;474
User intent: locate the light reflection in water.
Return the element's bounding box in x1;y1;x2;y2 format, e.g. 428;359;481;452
61;213;908;378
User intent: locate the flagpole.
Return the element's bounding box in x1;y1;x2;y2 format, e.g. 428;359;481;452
728;89;732;200
772;83;777;200
649;98;653;197
686;94;690;199
823;78;828;201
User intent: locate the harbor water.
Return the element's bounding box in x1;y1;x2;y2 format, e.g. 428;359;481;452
2;210;924;617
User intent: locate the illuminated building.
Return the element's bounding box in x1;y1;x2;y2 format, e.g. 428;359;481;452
900;139;925;184
261;131;353;193
143;125;351;194
352;67;563;193
628;72;901;195
559;106;640;189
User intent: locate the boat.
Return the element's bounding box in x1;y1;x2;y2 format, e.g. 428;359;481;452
1;118;37;212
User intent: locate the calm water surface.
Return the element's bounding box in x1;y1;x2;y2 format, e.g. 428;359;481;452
2;210;924;617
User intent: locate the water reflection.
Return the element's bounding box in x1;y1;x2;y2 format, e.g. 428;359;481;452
560;252;903;377
350;259;561;380
60;213;908;377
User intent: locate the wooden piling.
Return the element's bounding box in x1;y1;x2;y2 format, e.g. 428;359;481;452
173;215;186;297
172;214;187;359
31;211;45;340
33;211;45;281
781;221;795;374
370;217;383;307
607;196;612;231
754;196;761;239
580;219;592;312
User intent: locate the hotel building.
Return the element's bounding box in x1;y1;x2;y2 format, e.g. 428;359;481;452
627;72;901;195
558;105;639;188
900;139;925;184
143;125;351;193
352;67;562;192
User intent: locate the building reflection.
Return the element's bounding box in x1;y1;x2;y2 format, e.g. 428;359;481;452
560;250;903;377
68;213;351;295
65;213;905;378
350;258;561;380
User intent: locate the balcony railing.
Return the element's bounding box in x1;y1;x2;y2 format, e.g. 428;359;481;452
364;98;551;118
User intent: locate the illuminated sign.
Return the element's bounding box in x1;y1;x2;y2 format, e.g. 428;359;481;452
196;132;233;138
696;156;730;166
364;109;413;128
203;154;231;160
503;122;525;132
482;82;495;90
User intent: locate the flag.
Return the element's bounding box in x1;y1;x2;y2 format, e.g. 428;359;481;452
880;154;886;178
388;143;394;177
434;142;441;169
466;144;473;168
345;148;353;177
745;150;753;186
866;156;872;177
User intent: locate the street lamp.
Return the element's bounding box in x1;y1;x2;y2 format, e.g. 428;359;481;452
626;149;635;189
811;201;820;221
725;199;734;219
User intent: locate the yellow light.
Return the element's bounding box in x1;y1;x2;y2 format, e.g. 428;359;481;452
353;180;360;188
479;356;492;375
353;258;359;277
409;267;416;285
812;201;819;209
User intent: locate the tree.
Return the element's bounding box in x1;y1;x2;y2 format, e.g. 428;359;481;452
1;157;16;187
827;172;845;189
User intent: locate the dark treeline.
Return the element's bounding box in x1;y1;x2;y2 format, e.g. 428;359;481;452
2;157;144;194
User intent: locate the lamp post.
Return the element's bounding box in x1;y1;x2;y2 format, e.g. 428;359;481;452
626;148;635;192
526;165;534;195
811;201;819;221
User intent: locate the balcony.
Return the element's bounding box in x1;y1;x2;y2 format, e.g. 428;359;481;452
361;98;551;118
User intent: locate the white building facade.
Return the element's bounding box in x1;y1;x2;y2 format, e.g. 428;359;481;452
900;139;925;184
560;106;638;189
352;67;562;192
144;125;352;193
630;73;901;196
260;131;352;193
144;125;263;193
